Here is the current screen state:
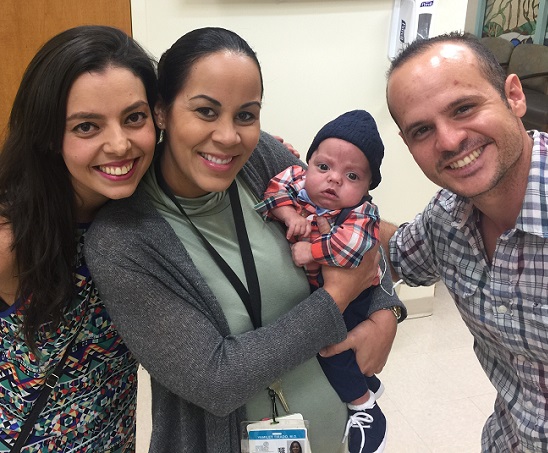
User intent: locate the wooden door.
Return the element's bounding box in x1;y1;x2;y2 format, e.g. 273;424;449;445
0;0;132;142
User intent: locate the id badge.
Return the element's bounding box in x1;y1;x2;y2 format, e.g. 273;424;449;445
242;413;311;453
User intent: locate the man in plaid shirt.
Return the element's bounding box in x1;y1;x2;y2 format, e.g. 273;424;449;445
376;32;548;452
256;110;395;453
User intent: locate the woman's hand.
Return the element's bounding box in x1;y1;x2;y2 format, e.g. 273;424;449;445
319;309;397;375
322;246;381;311
316;216;381;312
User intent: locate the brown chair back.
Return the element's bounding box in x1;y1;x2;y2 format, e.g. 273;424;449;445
507;43;548;95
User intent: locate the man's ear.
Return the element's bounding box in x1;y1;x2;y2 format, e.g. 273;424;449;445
505;73;527;118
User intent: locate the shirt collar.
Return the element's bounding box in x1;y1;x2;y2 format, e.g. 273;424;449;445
297;188;332;216
515;130;548;237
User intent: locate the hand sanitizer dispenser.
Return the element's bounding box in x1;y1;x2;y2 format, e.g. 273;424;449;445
388;0;437;60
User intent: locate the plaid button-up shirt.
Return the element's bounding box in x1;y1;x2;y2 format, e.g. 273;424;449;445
390;131;548;452
255;165;380;287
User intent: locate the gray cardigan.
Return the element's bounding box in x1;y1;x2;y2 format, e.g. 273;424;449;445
85;131;405;453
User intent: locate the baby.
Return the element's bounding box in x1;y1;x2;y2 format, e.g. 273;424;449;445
256;110;390;453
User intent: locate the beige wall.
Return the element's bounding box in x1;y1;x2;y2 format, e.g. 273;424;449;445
465;0;481;32
131;0;471;225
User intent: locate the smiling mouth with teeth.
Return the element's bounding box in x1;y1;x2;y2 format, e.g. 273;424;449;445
200;152;233;165
449;148;482;170
99;161;135;176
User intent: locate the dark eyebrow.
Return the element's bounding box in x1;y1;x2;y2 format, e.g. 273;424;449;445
403;95;479;136
189;94;221;106
443;95;478;114
402;120;426;138
122;100;150;115
66;100;149;122
189;94;262;109
242;101;262;109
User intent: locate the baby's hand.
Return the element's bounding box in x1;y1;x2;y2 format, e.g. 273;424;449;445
285;216;312;240
291;241;314;267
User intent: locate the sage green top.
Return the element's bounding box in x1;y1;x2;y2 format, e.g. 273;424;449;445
144;169;348;451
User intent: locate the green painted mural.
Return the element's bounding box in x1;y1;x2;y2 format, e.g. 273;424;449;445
483;0;540;43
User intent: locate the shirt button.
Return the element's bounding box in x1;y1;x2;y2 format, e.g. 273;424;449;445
497;305;508;314
525;400;534;410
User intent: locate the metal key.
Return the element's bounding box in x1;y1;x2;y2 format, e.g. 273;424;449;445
268;379;290;413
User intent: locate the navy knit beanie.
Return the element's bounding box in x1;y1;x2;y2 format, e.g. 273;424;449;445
306;110;384;190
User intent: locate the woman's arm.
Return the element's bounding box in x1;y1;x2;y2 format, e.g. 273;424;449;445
315;216;406;316
317;223;406;375
87;237;342;416
85;193;371;416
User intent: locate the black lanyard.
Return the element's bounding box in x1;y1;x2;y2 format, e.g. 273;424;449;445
154;157;262;329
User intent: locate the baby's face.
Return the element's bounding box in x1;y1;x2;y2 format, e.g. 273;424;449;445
306;138;372;210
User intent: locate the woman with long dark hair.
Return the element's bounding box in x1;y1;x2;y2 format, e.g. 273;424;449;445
0;25;157;451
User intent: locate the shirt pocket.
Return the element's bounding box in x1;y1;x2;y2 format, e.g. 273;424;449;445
441;256;481;300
